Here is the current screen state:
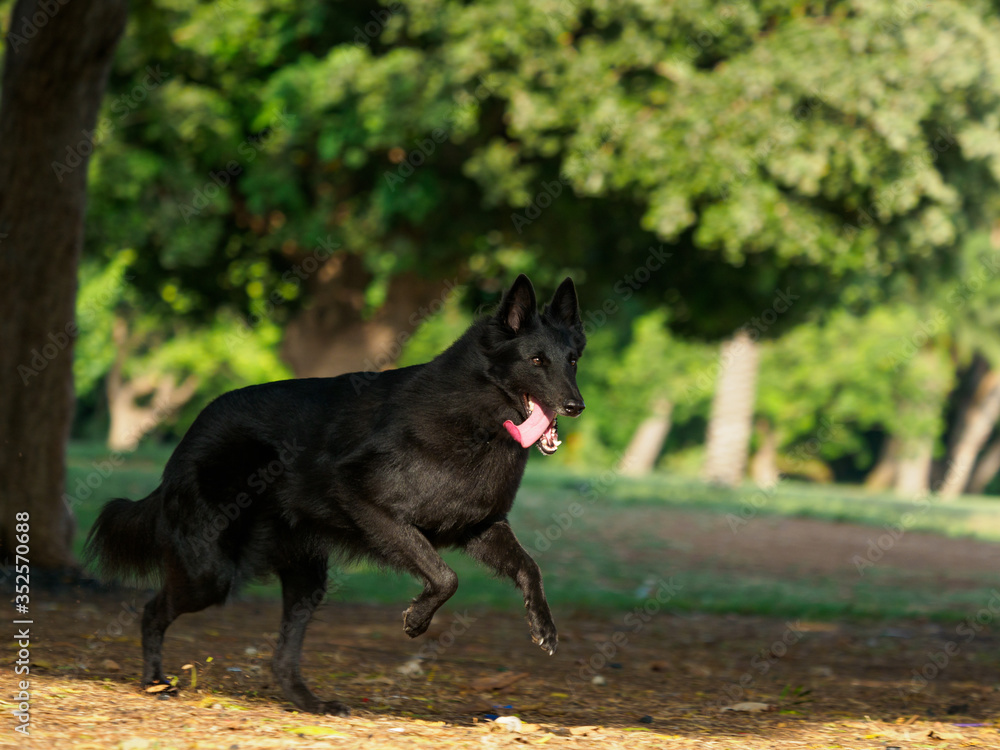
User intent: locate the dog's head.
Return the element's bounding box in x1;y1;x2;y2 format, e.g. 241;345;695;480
487;274;586;454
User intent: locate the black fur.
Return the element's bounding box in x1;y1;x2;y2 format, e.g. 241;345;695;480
85;274;586;715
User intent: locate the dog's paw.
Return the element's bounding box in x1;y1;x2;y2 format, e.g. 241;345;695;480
317;700;351;717
527;610;558;655
402;605;432;638
284;687;350;716
534;630;558;655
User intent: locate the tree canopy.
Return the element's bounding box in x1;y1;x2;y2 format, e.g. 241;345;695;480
20;0;1000;489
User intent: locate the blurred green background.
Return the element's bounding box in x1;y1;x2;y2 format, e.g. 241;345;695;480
3;0;994;621
32;0;1000;502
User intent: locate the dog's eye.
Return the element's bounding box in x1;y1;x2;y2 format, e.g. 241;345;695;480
531;356;543;366
569;358;577;367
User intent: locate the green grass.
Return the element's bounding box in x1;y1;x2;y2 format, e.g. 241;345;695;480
524;464;1000;543
68;440;1000;622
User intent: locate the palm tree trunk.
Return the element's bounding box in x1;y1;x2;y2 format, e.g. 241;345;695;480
702;329;760;487
968;433;1000;494
750;418;781;488
621;397;672;477
0;0;128;569
894;435;932;496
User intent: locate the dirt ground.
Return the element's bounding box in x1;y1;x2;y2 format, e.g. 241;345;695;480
643;508;1000;583
7;514;1000;749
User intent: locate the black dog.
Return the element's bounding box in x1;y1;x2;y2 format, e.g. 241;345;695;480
86;274;586;714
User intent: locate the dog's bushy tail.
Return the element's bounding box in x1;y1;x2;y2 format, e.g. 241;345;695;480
84;488;164;584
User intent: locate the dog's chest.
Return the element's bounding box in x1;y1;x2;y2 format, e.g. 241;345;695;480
383;438;527;531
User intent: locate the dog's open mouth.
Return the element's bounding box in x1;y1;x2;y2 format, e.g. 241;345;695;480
503;395;562;455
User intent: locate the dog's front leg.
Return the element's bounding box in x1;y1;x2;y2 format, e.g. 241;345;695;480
464;520;557;654
353;503;458;638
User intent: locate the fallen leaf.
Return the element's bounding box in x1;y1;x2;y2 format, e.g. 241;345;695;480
143;684;172;694
286;725;346;737
468;671;530;691
569;725;602;736
100;659;120;672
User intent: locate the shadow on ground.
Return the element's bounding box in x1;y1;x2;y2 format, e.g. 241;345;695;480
8;585;1000;749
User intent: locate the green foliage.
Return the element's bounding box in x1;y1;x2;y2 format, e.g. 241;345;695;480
81;0;1000;328
758;306;954;464
396;291;473;367
75;249;136;396
11;0;1000;468
569;309;714;464
73;248;291;437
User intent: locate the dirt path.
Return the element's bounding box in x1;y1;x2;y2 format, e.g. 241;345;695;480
639;508;1000;583
7;587;1000;749
9;510;1000;748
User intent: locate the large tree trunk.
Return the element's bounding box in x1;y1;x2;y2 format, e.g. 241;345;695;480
621;397;672;477
0;0;128;569
968;433;1000;495
282;253;454;377
702;329;760;487
940;370;1000;499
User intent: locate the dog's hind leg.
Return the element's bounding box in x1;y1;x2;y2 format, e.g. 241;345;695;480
141;561;231;689
464;520;558;655
141;589;174;688
273;559;349;716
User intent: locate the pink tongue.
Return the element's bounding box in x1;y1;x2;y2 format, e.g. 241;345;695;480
504;397;555;448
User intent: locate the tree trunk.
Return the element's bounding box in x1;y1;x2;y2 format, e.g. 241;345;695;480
282;252;455;377
621;397;672;477
0;0;128;569
940;370;1000;499
864;435;900;490
105;319;199;451
702;329;760;487
968;433;1000;495
750;418;781;488
894;435;932;496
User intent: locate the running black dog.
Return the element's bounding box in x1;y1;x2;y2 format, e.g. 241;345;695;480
86;274;586;714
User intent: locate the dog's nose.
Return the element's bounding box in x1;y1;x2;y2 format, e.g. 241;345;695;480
563;399;585;417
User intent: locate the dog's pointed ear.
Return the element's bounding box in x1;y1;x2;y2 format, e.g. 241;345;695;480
544;277;581;329
497;274;537;334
